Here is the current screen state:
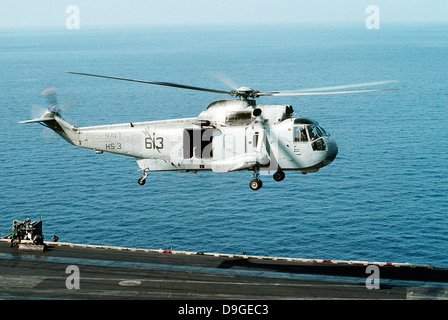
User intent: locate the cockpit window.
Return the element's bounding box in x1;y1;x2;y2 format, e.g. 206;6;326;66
308;124;320;141
307;124;328;150
294;124;330;144
308;124;329;140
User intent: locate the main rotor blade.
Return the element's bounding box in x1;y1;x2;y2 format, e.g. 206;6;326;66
273;80;398;94
207;71;239;90
258;80;400;96
66;72;232;95
258;87;400;97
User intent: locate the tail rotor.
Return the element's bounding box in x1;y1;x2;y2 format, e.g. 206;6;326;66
20;85;77;127
40;85;59;113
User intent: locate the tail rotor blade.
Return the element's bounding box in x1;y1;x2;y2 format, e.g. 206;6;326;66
30;104;47;119
40;85;58;107
59;91;79;113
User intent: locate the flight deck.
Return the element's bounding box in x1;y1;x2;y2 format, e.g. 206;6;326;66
1;239;447;300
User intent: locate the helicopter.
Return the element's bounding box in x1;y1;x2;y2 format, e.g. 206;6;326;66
20;72;399;190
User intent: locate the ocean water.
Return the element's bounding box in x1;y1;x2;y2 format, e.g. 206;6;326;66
1;23;447;266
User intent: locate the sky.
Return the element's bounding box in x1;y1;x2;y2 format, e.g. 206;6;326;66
1;0;447;28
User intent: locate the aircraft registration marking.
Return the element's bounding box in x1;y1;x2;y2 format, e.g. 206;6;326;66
145;136;164;150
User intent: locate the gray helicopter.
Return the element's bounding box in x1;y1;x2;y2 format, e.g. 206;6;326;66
20;73;398;190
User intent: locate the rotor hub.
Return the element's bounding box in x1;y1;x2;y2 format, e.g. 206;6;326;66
231;87;259;99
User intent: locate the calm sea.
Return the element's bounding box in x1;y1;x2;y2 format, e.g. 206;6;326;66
0;23;447;266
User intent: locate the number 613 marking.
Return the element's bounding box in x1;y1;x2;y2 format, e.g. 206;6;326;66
145;137;164;150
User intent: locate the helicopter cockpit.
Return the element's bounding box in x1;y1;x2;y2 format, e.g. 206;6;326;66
293;118;330;151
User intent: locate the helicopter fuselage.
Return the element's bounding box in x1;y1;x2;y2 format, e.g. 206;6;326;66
43;99;337;189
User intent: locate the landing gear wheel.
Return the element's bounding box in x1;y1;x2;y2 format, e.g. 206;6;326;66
138;177;146;185
250;179;263;190
137;168;149;186
273;170;285;182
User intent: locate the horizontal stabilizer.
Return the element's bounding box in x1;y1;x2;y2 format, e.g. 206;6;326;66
18;117;53;124
18;110;55;124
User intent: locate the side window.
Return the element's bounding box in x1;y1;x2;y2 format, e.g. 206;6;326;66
294;126;308;142
300;127;308;142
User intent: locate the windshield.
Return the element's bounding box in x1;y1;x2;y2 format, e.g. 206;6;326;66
307;124;329;140
294;124;329;143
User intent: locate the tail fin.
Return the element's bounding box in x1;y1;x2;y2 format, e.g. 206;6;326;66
19;108;78;146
